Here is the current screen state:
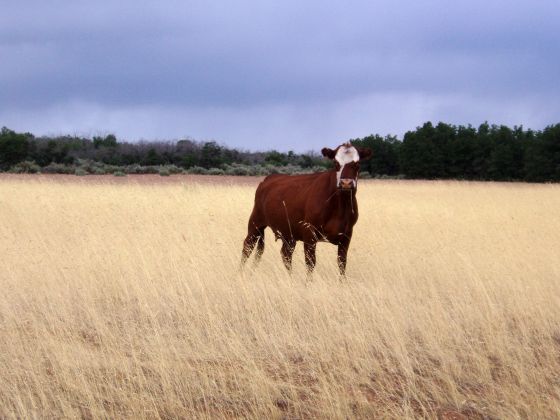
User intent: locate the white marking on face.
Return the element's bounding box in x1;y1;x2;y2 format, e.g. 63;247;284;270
335;145;360;187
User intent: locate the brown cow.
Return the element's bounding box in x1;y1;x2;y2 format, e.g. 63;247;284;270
241;142;372;275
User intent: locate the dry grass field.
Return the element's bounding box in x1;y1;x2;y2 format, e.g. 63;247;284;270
1;174;559;419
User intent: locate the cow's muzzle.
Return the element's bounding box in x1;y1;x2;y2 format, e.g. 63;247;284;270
338;179;356;190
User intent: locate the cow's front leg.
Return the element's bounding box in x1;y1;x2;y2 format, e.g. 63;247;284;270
337;238;351;277
281;240;295;271
304;241;317;274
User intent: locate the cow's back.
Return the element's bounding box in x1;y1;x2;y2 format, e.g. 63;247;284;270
251;172;331;240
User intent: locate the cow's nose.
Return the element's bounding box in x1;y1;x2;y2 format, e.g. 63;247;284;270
339;179;354;189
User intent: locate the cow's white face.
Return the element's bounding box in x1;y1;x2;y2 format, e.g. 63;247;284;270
321;143;372;190
334;144;360;190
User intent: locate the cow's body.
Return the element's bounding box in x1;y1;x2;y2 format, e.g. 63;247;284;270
241;143;371;275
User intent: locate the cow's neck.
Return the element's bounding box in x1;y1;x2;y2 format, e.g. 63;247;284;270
326;170;357;217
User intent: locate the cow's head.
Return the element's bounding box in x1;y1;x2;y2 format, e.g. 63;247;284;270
321;143;372;190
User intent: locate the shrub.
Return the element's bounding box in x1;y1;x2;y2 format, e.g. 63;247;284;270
187;166;208;175
124;164;146;174
158;168;170;176
250;165;267;176
143;166;159;174
165;164;183;174
207;167;225;175
226;165;251;176
74;159;91;169
104;165;121;174
8;160;41;173
74;159;111;174
42;162;74;174
263;165;280;175
74;168;88;176
113;171;126;177
251;165;269;176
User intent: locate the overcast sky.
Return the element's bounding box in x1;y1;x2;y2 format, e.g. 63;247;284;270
1;1;559;151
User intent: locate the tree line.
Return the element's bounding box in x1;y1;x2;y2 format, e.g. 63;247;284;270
352;122;560;182
0;128;327;176
1;122;559;181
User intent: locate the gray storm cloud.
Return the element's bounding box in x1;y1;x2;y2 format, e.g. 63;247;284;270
1;0;559;151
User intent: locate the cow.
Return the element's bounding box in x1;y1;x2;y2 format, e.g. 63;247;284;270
241;142;372;276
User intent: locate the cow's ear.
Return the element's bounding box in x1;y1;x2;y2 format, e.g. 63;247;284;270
358;147;373;161
321;148;336;159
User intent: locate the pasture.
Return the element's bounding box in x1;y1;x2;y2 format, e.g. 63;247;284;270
1;175;559;418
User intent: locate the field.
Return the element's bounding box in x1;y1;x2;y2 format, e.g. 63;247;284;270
1;174;560;419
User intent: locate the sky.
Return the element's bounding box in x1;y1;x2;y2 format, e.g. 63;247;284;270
1;1;559;152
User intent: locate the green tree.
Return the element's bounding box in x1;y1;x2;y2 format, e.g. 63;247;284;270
143;148;163;165
300;154;315;168
525;124;560;181
0;127;31;170
352;134;400;176
93;134;118;149
264;150;288;166
400;122;447;179
447;125;476;178
471;122;493;179
487;125;524;181
181;153;197;168
200;141;223;168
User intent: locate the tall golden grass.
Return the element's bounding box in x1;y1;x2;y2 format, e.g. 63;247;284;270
1;175;559;419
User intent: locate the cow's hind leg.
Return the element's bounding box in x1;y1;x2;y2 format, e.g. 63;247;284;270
280;240;296;271
241;223;266;266
253;227;265;265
